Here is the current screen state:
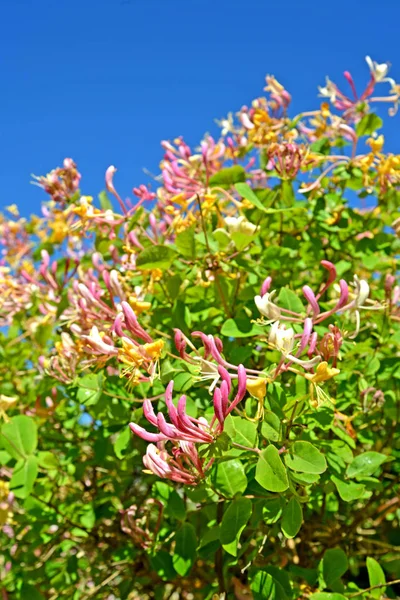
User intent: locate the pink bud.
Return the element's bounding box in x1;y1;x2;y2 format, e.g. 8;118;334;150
260;276;272;296
164;381;180;428
385;274;395;292
121;301;152;343
218;365;232;393
92;252;104;271
307;332;318;357
191;331;212;358
129;422;166;443
113;313;126;337
227;364;247;414
219;380;229;416
128;231;144;250
105;165;127;214
343;70;357;100
174;329;187;358
213;388;225;428
143;399;158;427
157;413;178;439
149;213;159;240
336;280;349;309
303;285;320;317
298;317;313;353
320;260;337;288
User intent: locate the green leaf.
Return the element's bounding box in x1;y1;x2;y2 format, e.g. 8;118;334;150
220;496;252;555
221;318;264;338
331;475;365;502
136;245;177;270
281;497;303;539
150;551;176;581
166;274;182;300
114;427;131;459
98;190;113;211
152;482;186;520
262;498;283;524
19;584;45;600
76;377;102;405
224;416;258;448
319;548;348;588
261;411;282;442
346;452;388;479
175;227;196;259
209;165;246;188
172;523;197;576
250;571;274;600
38;451;58;470
285;441;327;474
1;415;37;459
211;459;248;497
263;566;292;599
278;287;305;314
356;113;383;137
256;445;289;492
366;557;386;599
10;455;38;498
235;182;267;212
213;228;232;249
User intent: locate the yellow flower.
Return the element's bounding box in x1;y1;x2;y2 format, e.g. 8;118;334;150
202;194;216;211
367;135;384;154
119;339;144;367
151;269;163;282
128;296;152;315
0;480;13;526
246;378;268;401
5;204;19;217
305;361;340;384
143;339;164;360
320;102;330;119
0;394;17;422
49;216;70;243
170;193;188;209
164;205;178;215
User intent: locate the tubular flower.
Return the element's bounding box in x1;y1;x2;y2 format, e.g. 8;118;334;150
224;216;258;236
142;442;212;485
130;368;247;446
254;290;281;320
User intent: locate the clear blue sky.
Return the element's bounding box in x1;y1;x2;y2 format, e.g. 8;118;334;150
2;0;399;216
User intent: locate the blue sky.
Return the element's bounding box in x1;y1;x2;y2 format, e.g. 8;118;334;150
1;0;399;216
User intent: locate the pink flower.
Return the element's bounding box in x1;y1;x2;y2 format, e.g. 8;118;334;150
130;367;247;447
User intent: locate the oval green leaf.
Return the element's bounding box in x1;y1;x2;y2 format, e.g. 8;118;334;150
256;445;289;492
281;497;303;539
285;441;327;474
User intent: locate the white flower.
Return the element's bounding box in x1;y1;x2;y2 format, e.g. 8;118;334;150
193;356;221;392
269;321;295;355
216;113;235;136
353;275;370;307
82;326;118;355
268;321;320;369
254;290;281;320
224;216;257;236
318;77;337;102
365;56;394;84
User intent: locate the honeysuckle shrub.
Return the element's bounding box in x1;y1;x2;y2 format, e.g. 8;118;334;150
0;56;399;600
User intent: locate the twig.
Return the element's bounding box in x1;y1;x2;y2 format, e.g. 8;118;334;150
215;501;226;595
348;578;400;597
81;570;121;598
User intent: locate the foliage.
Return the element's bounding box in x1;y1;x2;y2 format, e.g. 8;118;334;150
0;56;399;599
